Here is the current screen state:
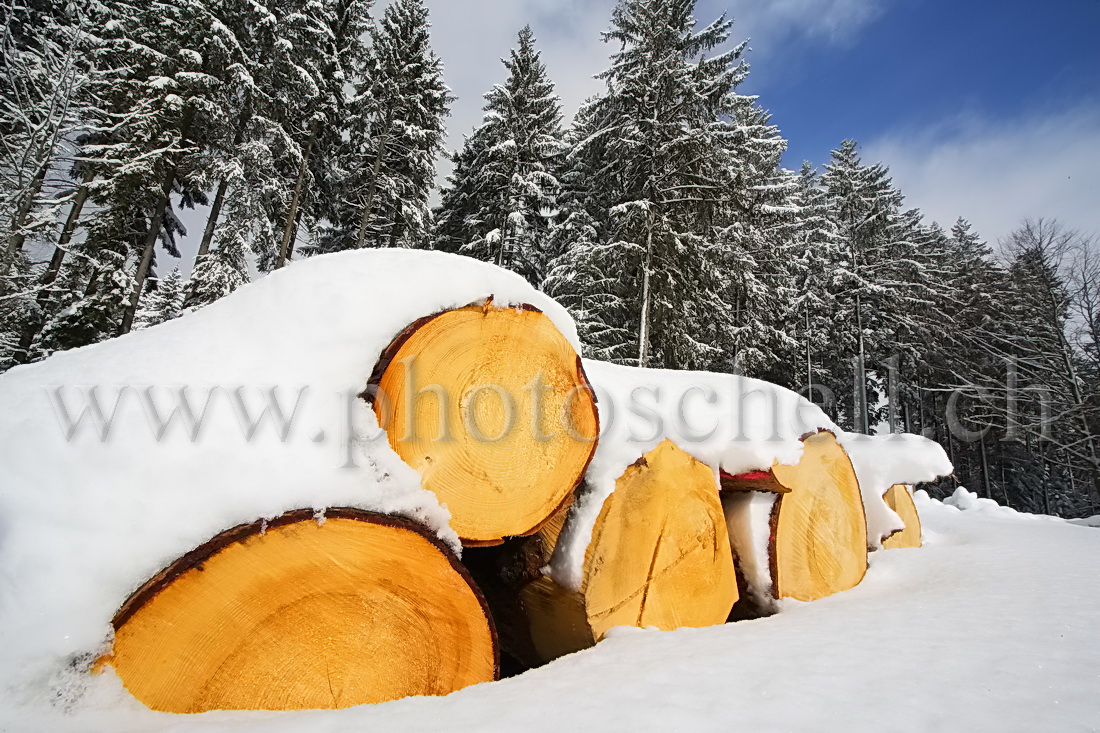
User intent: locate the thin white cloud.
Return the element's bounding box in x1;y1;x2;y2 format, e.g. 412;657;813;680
726;0;891;48
864;104;1100;247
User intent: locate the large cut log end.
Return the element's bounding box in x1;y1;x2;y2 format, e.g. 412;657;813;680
882;484;922;549
522;440;737;663
109;510;498;713
583;440;738;637
771;431;868;602
369;301;599;545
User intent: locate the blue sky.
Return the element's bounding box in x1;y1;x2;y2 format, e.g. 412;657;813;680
422;0;1100;248
726;0;1100;169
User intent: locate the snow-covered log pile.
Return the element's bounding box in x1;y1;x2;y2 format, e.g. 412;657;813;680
0;250;952;723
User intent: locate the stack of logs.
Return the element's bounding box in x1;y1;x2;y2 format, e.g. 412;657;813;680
105;300;925;714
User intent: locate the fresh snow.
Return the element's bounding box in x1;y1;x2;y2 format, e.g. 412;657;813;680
549;360;835;590
839;433;955;548
549;360;952;591
0;249;577;723
6;492;1098;731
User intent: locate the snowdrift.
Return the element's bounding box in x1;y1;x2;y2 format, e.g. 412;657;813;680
0;248;955;727
0;249;575;717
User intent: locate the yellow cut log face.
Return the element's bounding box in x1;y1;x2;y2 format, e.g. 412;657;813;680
582;440;737;640
882;484;922;549
519;441;737;664
109;510;497;713
368;301;599;546
771;431;868;602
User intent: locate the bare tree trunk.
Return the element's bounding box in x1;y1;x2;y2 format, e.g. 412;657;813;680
854;292;869;433
355;113;393;250
195;106;250;262
4;158;50;258
275;125;317;269
637;209;654;368
979;434;991;499
119;168;175;335
196;179;228;261
285;206;305;262
885;354;900;433
13;174;93;363
804;306;813;398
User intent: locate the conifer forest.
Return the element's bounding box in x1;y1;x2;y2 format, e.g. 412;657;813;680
3;0;1098;517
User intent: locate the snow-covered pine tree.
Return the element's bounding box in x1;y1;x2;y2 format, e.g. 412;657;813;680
56;0;239;340
820;140;910;431
708;95;800;380
268;0;368;268
546;0;748;370
541;98;634;358
134;266;184;328
0;0;102;368
320;0;448;252
184;219;250;310
432;128;489;255
36;249;132;355
787;162;843;404
432;26;564;285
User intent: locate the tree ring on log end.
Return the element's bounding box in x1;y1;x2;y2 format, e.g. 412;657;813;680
582;439;738;640
367;300;599;545
109;509;498;713
883;484;922;549
770;430;868;602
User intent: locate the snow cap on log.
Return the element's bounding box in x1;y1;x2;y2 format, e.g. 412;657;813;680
838;433;952;548
0;249;575;717
549;360;835;592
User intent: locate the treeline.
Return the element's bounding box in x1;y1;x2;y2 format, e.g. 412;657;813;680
2;0;1097;516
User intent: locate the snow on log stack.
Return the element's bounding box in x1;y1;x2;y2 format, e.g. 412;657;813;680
0;251;582;717
720;430;868;611
0;250;954;723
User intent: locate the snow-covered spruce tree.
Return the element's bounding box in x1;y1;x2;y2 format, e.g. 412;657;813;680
546;0;748;370
820;139;920;431
187;0;372;289
50;0;239;343
786;162;843;404
36;249;132;355
0;0;102;368
707;95;800;380
432;128;489;255
184;226;250;310
284;0;376;263
541;98;636;358
433;26;564;285
318;0;448;252
134;266;184;329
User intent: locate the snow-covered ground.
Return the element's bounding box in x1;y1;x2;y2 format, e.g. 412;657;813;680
5;490;1096;732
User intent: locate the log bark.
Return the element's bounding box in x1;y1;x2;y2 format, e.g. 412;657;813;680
882;484;922;549
365;299;599;546
107;509;498;713
520;440;738;663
